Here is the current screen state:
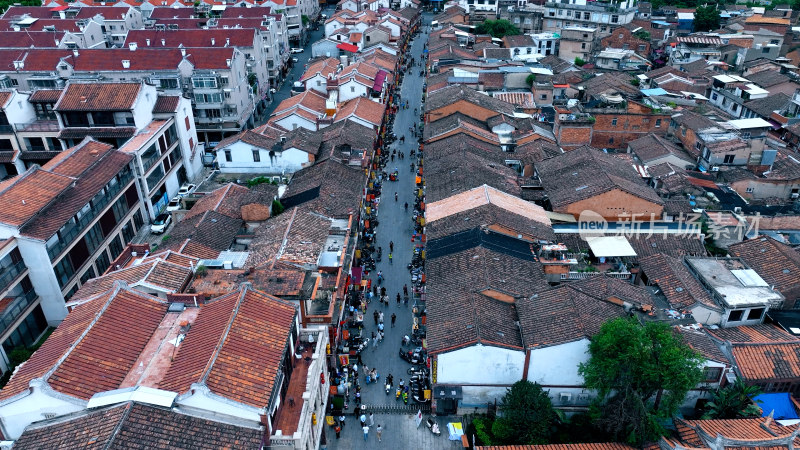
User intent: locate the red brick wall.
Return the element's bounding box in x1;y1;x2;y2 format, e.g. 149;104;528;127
554;121;593;150
589;112;670;149
600;28;651;55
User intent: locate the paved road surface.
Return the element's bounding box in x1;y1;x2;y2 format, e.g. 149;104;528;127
259;9;336;123
326;14;463;449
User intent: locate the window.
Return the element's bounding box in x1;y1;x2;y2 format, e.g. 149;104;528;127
316;80;321;86
745;187;754;193
540;94;547;100
158;78;178;89
94;249;111;275
581;43;586;49
703;367;723;382
639;44;646;52
54;257;75;289
682;127;687;136
655;119;661;127
742;132;751;139
252;149;261;162
619;33;623;39
762;47;770;54
609;137;614;144
192;76;218;89
728;310;744;322
711;93;718;101
747;308;764;321
225;150;232;162
611;15;619;23
351;86;355;93
723;154;735;164
611;118;618;126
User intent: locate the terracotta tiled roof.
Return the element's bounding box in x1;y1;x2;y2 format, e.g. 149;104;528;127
627;134;694;166
0;287;109;400
729;236;800;297
55;82;141;111
707;323;799;344
281;159;366;218
518;281;632;349
245;207;332;268
676;326;729;364
427;184;553;241
149;6;196;18
0;167;74;227
334;96;385;127
161;287;296;408
318;119;374;159
426;149;521;203
47;288;169;400
745;14;790;25
638;253;718;311
28;88;62;103
426;229;549;353
152;95;180;114
535;146;663;209
220;5;272;17
185;183;251;221
71;258;194;302
21;141;133;241
426;84;516;117
0;285;169;401
300;57;339;82
12;402;264;449
160;210;242;258
731;341;800;381
676;417;798;446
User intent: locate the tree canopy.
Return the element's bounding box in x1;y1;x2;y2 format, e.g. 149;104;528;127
579;317;704;445
475;19;520;38
492;381;558;445
694;5;721;32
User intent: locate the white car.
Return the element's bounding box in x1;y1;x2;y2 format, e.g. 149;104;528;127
177;183;196;197
290;47;304;54
166;196;182;212
150;213;172;234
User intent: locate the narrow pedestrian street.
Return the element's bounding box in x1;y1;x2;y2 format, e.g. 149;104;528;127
327;14;461;449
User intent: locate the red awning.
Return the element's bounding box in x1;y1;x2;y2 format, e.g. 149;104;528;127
337;43;359;53
553;84;569;88
373;70;387;91
50;5;70;11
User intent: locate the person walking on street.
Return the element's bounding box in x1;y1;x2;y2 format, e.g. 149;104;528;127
396;293;401;305
403;284;408;297
395;192;398;202
369;412;375;426
339;414;346;427
391;313;396;327
373;310;379;325
376;424;383;442
373;335;379;348
335;423;341;439
389;241;394;252
363;425;370;441
388;252;393;263
378;311;384;323
360;412;367;427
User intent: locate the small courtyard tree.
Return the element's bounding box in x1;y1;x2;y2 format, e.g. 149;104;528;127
579;317;704;445
492;380;557;444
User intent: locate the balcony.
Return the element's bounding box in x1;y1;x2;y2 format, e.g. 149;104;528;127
561;271;632;280
46;168;133;260
0;260;26;294
0;289;38;334
15;120;60;133
543;1;635;13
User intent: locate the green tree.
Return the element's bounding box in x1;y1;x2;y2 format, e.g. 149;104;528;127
491;381;557;445
302;14;310;26
579;317;704;445
694;5;721;32
633;29;651;41
525;74;537;87
475;19;520;38
271;199;285;216
574;57;586;67
702;379;763;419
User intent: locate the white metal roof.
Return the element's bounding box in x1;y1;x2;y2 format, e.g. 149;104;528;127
585;236;637;258
727;118;772;129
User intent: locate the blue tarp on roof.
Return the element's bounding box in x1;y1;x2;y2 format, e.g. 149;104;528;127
753;393;799;420
641;88;669;97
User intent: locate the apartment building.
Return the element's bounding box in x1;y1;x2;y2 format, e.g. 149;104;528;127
708;74;769;119
0;139;144;368
558;26;597;63
538;0;636;36
1;5;144;47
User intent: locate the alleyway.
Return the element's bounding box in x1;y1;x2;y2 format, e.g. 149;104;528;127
327;15;462;449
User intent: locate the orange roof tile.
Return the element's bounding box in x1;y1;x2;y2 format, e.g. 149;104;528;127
161;287;296;408
55;82;141;112
47;288;169;400
334;96;384;127
731;342;800;381
0;168;73;227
